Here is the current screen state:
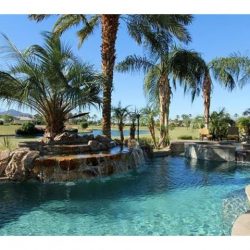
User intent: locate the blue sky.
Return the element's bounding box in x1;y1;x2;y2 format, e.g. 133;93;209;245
0;14;250;119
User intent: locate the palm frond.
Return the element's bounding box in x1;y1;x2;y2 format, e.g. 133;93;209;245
169;48;207;101
144;66;161;105
77;15;99;48
28;14;52;22
209;56;246;90
116;55;156;74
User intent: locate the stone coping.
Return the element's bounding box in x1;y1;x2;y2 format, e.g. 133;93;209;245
153;148;171;157
37;147;131;161
231;212;250;236
231;185;250;236
246;185;250;203
185;142;236;149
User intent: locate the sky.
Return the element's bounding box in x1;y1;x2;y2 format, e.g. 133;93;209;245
0;14;250;119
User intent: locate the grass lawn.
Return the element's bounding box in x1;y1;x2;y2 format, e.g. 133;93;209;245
0;137;40;151
0;125;21;135
0;124;199;151
169;127;199;140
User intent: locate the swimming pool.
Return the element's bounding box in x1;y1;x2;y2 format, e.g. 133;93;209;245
0;156;249;235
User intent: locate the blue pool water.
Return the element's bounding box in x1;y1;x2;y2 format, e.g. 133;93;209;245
0;156;249;236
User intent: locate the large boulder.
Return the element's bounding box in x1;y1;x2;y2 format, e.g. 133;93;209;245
88;140;100;151
127;139;138;149
95;135;117;149
95;135;111;143
0;150;11;176
21;150;40;170
5;148;40;181
54;132;72;142
82;134;94;141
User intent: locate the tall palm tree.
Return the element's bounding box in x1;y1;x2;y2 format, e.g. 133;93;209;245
0;33;102;139
170;52;250;129
116;47;207;146
198;55;248;128
111;102;130;143
29;14;193;138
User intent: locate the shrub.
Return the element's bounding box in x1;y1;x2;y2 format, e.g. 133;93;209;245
168;123;176;131
0;120;3;125
34;114;45;125
237;117;250;136
16;122;44;136
178;135;193;140
209;109;234;140
139;136;155;147
81;121;88;130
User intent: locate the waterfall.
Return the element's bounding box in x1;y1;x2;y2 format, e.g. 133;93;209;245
130;147;145;167
33;146;146;182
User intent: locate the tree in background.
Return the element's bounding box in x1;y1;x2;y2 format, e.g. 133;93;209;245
34;114;45;125
237;117;250;139
209;109;234;140
243;108;250;116
191;115;205;129
112;102;130;143
181;114;191;129
140;106;159;148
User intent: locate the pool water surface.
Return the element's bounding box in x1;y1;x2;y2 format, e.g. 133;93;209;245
0;156;249;235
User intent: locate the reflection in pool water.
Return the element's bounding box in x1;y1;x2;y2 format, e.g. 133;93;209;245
0;156;249;235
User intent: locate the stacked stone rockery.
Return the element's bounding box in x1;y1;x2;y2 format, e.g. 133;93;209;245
19;133;119;155
0;148;40;181
0;132;146;182
32;147;144;182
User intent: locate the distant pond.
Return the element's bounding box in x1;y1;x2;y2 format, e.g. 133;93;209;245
79;129;149;138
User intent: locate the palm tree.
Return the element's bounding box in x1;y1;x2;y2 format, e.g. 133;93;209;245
0;33;102;140
112;102;130;143
116;47;207;146
169;51;250;129
243;109;250;116
29;14;193;138
129;108;140;140
198;55;248;128
140;106;158;148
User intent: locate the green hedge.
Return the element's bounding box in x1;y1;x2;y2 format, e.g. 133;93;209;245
177;135;193;140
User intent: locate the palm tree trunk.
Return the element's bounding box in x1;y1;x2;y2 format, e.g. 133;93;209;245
165;81;171;145
158;76;172;148
101;14;120;138
119;123;124;143
44;108;65;140
130;121;136;139
203;72;211;129
159;79;166;146
149;123;157;148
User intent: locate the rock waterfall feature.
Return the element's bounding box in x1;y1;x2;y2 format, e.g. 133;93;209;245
0;133;145;182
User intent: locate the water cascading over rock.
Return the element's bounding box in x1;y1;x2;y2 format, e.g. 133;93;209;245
0;134;145;182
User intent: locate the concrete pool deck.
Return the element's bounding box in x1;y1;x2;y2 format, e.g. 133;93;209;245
231;185;250;236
